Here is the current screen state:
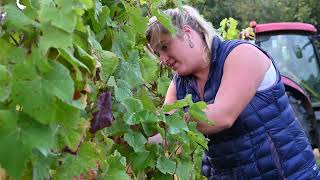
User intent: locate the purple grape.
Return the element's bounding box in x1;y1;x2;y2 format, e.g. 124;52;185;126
89;91;113;133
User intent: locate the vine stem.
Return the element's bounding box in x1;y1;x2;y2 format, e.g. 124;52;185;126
168;143;183;159
9;34;19;46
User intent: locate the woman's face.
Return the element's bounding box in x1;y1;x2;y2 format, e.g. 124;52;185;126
150;30;206;76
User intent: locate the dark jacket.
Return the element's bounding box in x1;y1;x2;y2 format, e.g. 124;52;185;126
174;37;320;179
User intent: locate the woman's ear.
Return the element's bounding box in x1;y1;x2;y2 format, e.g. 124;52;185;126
182;25;193;41
182;25;192;33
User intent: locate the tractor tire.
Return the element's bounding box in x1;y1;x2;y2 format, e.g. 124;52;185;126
288;94;313;143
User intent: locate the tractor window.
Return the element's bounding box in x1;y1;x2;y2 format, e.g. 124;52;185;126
259;34;320;102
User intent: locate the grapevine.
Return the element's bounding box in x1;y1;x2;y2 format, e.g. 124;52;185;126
0;0;211;179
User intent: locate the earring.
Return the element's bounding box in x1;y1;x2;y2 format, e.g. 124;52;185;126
189;39;194;48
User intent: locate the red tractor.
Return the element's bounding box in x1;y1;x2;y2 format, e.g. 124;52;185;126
243;21;320;148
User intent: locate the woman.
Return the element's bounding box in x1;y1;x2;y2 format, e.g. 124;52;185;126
146;5;320;180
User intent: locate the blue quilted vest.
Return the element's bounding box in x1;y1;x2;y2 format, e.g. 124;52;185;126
174;37;320;179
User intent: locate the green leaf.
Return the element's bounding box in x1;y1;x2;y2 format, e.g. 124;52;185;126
89;5;110;32
151;172;172;180
0;39;26;64
175;161;193;180
4;4;39;31
166;112;189;135
87;26;103;52
0;132;31;179
11;61;76;124
126;110;160;126
173;0;183;7
59;48;91;73
114;79;133;102
75;45;97;73
156;156;176;175
0;65;11;102
127;6;148;34
57;142;100;179
92;0;103;22
118;50;143;87
20;118;56;156
187;123;208;150
57;104;85;151
39;24;73;53
100;50;119;80
122;97;143;114
129;151;154;174
102;151;130;180
151;7;177;35
111;29;135;60
124;131;147;152
127;112;143;125
189;102;212;125
79;0;94;10
140;57;158;83
0;110;18;136
136;87;157;112
32;152;56;180
157;75;171;96
39;0;76;33
30;47;53;74
163;99;188;113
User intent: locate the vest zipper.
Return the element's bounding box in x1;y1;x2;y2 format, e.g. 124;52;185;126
266;133;286;179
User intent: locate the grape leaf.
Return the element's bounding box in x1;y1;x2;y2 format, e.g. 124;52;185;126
32;152;56;180
140;57;158;83
127;6;148;34
114;79;133;102
136;87;157;112
118;50;143;87
157;75;171;96
79;0;94;10
166;112;189;135
175;161;193;180
4;4;39;31
100;50;119;80
156;156;176;175
0;132;31;179
39;24;73;53
0;110;18;136
124;131;147;152
75;45;97;74
189;102;212;125
11;60;75;124
39;0;76;33
103;151;130;180
122;97;143;114
129;151;154;174
0;39;26;64
20;118;56;156
187;122;208;150
59;48;90;73
151;7;177;35
0;65;11;102
57;142;100;179
151;172;172;180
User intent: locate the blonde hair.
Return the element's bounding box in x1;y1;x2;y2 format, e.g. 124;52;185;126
146;5;220;53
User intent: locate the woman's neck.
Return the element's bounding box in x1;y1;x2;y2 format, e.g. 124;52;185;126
193;61;210;83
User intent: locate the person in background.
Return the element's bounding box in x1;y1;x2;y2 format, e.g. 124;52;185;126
146;5;320;180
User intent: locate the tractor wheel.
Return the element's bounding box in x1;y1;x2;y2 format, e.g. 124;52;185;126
288;94;313;142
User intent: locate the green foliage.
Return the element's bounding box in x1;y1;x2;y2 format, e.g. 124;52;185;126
0;0;209;179
219;18;240;40
196;0;320;30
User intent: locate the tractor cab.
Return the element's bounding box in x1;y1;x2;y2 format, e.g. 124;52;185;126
244;22;320;147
